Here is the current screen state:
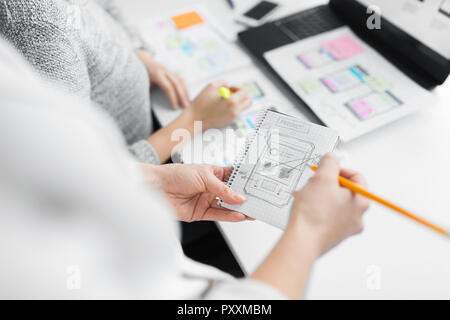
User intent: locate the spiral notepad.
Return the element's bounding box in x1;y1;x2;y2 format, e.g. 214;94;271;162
220;109;340;229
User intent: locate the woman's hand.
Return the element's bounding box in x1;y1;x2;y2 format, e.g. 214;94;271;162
184;81;253;131
140;163;251;222
288;153;370;256
138;50;190;109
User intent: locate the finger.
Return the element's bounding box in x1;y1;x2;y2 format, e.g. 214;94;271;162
221;166;234;182
338;168;369;211
168;72;190;108
316;153;340;180
211;201;256;220
176;73;191;107
229;88;249;104
229;86;240;93
239;96;253;112
212;166;235;182
230;93;253;114
159;76;179;109
205;171;246;204
229;90;253;113
340;168;368;188
166;72;186;108
213;166;234;182
202;208;248;222
235;91;253;109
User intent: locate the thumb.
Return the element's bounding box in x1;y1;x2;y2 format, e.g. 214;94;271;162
205;172;246;205
316;153;340;179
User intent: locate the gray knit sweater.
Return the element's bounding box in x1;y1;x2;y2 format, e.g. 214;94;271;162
0;0;160;164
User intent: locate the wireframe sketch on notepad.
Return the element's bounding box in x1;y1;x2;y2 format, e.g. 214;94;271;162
244;133;314;207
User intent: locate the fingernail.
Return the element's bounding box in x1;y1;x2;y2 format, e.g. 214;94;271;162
234;193;246;202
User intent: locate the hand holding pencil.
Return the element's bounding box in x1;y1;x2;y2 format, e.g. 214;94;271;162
309;155;449;237
288;153;447;260
288;154;370;256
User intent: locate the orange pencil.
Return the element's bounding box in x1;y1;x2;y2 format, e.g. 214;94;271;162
310;166;449;237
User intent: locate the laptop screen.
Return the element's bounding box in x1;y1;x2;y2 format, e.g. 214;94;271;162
357;0;450;60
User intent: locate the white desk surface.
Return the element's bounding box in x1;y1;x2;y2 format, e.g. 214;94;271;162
118;0;450;299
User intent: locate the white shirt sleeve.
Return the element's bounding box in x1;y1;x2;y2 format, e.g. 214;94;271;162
0;39;285;300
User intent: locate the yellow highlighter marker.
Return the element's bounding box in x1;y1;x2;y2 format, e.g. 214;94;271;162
219;87;231;99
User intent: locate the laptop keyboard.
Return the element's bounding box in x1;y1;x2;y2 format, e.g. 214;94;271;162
276;6;344;41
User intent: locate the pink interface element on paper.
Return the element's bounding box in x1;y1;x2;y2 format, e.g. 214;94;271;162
321;35;365;60
350;100;374;118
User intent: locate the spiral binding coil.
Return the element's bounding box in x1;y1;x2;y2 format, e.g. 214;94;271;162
218;108;272;207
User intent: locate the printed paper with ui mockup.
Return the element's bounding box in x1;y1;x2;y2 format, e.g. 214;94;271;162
264;26;433;141
219;109;339;229
138;7;250;85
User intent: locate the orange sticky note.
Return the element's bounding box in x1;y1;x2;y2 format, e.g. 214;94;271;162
171;11;204;30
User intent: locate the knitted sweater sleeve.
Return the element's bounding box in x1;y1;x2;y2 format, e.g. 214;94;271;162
0;1;159;164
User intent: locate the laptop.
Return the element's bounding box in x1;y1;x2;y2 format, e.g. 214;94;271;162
239;0;450;141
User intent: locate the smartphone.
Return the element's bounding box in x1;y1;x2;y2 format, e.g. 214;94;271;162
235;1;279;27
